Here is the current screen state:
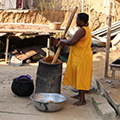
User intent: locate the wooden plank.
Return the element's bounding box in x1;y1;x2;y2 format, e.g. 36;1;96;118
0;23;65;33
0;23;46;26
0;29;45;33
0;28;64;34
11;46;39;61
0;33;7;36
15;33;24;36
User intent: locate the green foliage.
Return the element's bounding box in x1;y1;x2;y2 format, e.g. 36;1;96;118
39;0;55;11
50;0;55;9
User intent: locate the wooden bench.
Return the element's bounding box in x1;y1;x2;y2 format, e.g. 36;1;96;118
109;58;120;88
109;58;120;80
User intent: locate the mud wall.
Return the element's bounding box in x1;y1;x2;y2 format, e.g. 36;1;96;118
0;0;120;31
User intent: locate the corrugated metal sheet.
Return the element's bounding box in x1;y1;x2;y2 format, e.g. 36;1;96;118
91;21;120;38
68;21;120;39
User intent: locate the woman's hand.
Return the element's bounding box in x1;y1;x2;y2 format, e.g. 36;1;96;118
56;40;63;47
61;35;66;39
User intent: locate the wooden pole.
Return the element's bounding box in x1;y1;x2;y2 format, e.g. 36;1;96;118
5;34;10;64
46;36;50;57
88;0;91;27
81;0;84;12
104;0;112;77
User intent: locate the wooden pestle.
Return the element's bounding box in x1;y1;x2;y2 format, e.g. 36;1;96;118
51;6;78;64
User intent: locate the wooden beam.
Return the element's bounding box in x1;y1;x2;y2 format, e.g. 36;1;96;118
5;34;10;63
0;28;64;34
0;23;65;34
47;37;50;57
81;0;84;12
104;0;112;77
0;33;7;36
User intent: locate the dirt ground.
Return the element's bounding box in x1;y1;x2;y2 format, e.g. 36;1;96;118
0;47;120;120
0;63;102;120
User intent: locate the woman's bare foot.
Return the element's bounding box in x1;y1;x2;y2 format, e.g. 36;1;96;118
74;100;86;106
70;95;80;99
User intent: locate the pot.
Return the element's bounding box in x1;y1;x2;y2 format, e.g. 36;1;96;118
49;22;61;30
11;74;34;96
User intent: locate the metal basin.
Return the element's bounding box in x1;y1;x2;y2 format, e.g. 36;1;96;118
30;93;66;112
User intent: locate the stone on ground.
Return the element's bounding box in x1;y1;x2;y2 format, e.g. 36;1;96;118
92;95;116;120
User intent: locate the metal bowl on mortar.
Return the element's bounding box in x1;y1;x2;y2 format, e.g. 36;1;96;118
30;93;66;112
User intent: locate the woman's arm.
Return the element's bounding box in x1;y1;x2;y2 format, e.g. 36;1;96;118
56;27;86;47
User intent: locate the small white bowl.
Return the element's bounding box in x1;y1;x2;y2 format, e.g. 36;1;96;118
49;22;61;30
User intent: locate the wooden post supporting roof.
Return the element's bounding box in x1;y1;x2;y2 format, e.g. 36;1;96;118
104;0;112;77
81;0;84;12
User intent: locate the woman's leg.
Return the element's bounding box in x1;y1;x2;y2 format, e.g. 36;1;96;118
74;90;86;106
70;90;81;99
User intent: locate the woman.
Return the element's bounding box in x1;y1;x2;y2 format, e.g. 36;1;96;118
56;13;93;106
